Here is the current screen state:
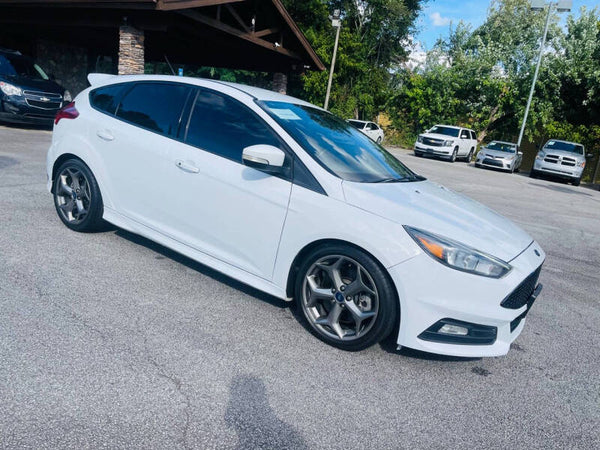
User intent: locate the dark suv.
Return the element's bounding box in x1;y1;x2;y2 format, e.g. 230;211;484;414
0;48;71;125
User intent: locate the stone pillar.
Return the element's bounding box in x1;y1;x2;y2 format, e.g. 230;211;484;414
118;25;145;75
273;72;287;95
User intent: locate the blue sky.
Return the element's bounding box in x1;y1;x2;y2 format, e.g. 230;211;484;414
414;0;600;50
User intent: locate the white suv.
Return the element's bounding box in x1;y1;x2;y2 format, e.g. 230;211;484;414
414;125;477;162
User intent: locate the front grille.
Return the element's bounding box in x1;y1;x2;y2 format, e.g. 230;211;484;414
483;158;503;167
25;99;61;110
23;90;62;110
561;157;576;166
501;266;542;309
423;137;443;147
544;155;559;164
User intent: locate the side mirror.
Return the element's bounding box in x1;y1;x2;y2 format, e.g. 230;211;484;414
586;153;594;159
242;145;286;174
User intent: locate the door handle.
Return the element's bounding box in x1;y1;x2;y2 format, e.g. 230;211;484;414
175;160;200;174
96;130;114;141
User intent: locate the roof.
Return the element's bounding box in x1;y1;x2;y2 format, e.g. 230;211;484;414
0;0;324;72
87;73;317;106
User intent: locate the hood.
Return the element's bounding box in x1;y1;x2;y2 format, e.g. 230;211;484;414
419;132;458;141
342;180;532;262
0;75;64;94
480;148;516;159
540;148;584;160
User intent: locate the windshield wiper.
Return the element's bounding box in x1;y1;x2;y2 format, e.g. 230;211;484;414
374;175;425;183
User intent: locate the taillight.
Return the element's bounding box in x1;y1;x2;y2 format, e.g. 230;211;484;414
55;101;79;125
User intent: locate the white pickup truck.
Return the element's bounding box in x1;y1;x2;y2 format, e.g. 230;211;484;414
414;125;478;162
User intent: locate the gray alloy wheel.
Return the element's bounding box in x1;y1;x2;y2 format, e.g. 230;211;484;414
301;255;379;342
55;166;92;225
376;136;382;144
53;159;104;232
449;147;458;163
466;148;474;162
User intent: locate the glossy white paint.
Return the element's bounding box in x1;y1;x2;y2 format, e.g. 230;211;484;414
47;74;545;357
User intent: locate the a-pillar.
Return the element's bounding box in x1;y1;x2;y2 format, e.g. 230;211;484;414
273;72;287;95
118;25;145;75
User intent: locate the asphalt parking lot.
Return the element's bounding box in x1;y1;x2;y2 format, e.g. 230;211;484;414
1;125;599;449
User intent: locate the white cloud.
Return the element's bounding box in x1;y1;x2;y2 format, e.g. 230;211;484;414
430;12;451;27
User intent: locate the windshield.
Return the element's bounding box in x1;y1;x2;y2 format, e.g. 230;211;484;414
0;54;49;80
347;120;365;129
260;101;422;183
544;140;584;154
486;142;516;153
428;125;460;137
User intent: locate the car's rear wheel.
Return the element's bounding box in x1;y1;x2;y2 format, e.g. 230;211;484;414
295;244;398;351
466;148;474;162
53;159;104;232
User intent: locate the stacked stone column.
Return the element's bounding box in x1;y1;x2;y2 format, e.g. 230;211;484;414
118;25;145;75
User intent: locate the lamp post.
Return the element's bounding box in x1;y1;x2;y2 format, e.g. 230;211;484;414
517;0;572;147
324;9;341;110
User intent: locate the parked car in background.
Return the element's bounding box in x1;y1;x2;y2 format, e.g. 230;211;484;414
47;74;545;357
347;119;384;144
530;139;591;186
414;125;477;162
0;48;71;125
475;141;522;173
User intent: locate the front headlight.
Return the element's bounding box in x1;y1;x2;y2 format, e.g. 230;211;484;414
404;226;512;278
0;82;22;96
478;152;486;159
63;90;72;102
578;160;585;168
443;140;454;147
536;151;546;160
417;136;424;143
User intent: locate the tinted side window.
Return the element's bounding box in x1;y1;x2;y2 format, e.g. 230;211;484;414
186;89;281;162
470;130;477;140
116;83;190;137
89;84;126;115
460;130;469;138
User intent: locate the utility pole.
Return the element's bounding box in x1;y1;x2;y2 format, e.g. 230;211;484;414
517;0;572;147
324;9;341;110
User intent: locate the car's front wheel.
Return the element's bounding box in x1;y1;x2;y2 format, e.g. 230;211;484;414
449;147;458;163
295;244;398;351
376;136;382;144
53;159;104;232
573;176;581;186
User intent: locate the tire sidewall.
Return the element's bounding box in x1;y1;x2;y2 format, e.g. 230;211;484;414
53;159;104;232
294;244;399;351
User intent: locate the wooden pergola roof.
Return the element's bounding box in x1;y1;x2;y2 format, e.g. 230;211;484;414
0;0;325;72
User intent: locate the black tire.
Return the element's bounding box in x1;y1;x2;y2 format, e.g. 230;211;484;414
466;148;474;162
573;176;581;186
294;243;399;351
53;158;104;232
414;151;423;157
376;136;382;144
449;147;458;163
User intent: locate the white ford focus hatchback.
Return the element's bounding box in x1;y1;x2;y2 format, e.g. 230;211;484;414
47;74;545;357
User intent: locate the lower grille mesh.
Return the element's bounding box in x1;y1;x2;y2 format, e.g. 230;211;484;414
501;266;542;309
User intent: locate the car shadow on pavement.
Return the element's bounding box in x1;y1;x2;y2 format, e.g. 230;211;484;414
528;181;594;196
114;229;289;310
225;375;308;450
0;121;52;131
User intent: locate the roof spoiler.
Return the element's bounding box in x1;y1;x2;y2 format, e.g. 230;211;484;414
88;73;117;86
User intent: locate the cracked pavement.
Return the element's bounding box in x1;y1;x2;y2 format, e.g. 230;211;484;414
1;125;599;449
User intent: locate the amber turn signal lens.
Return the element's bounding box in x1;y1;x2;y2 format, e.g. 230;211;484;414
417;236;444;259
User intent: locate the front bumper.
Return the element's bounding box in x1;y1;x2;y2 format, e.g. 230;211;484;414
533;158;583;179
389;241;545;357
1;95;60;125
475;156;514;171
414;143;453;157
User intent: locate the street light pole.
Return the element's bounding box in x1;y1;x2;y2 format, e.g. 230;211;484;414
517;3;552;148
517;0;571;147
324;10;341;110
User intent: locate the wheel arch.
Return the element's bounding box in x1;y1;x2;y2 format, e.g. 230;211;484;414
285;238;399;301
50;153;86;193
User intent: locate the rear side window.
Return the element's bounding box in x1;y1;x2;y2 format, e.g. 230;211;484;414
89;84;126;115
116;83;190;138
185;89;281;162
470;130;477;140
